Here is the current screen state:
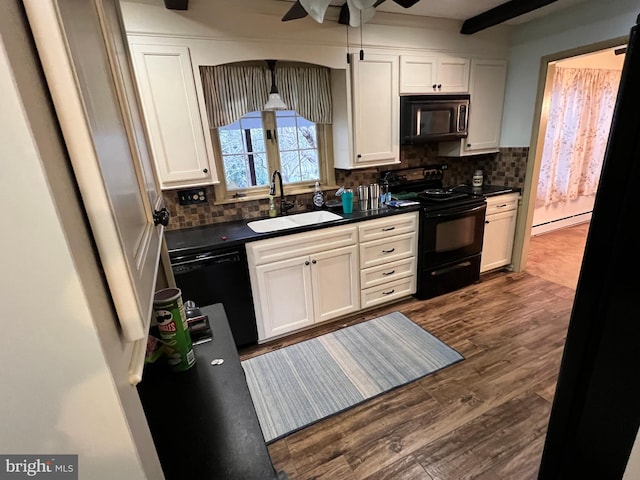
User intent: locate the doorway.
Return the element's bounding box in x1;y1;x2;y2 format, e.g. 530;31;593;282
512;38;627;278
524;46;625;289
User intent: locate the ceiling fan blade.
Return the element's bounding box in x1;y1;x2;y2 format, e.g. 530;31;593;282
282;1;308;21
392;0;420;7
338;2;350;25
300;0;332;23
338;0;378;26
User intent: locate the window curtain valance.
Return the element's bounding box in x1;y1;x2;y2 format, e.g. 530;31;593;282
200;63;332;128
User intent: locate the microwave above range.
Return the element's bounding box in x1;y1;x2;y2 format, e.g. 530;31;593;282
400;94;470;144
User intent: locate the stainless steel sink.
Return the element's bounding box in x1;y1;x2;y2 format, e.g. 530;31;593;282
247;211;343;233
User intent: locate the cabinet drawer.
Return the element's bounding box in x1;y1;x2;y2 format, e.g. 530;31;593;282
358;212;418;242
360;257;416;289
247;225;357;266
360;232;417;269
361;276;416;309
486;192;519;215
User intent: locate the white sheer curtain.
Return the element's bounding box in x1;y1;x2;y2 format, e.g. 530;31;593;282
537;67;621;206
200;63;332;128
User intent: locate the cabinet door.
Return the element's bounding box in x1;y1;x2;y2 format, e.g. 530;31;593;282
399;55;437;94
254;256;315;340
351;53;399;166
311;245;360;323
437;57;470;93
481;209;517;273
466;59;507;152
130;44;216;188
400;55;469;93
26;0;164;344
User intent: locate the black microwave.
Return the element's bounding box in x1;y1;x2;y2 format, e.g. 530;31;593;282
400;94;470;144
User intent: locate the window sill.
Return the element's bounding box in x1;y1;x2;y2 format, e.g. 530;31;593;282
213;184;342;206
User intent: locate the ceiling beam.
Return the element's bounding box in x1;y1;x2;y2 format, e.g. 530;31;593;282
460;0;558;35
164;0;188;10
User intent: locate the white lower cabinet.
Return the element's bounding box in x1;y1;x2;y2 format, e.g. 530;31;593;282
246;212;420;342
358;212;419;309
481;193;520;273
246;225;360;342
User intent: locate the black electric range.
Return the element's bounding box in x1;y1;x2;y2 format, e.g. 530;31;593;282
382;166;486;212
380;166;487;300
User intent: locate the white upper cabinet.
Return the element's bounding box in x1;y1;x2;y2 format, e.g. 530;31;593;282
129;44;218;189
439;58;507;157
466;59;508;151
399;55;470;94
337;52;399;169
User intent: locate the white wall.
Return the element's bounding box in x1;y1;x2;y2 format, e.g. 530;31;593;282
500;0;639;147
121;0;512;64
0;3;164;477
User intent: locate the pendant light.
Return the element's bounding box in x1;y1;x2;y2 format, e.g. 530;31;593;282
264;60;287;111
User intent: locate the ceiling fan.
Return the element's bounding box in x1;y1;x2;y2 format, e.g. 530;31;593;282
282;0;421;27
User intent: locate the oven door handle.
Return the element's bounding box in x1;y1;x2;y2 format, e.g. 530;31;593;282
426;203;486;219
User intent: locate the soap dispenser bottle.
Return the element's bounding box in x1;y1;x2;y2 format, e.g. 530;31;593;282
312;181;324;209
268;195;277;217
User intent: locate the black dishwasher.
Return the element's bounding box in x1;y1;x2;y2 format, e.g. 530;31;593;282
170;246;258;348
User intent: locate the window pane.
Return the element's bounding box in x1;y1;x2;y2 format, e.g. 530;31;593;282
218;127;244;154
253;152;269;186
280;151;302;183
223;155;250;188
217;111;268;189
275;111;320;185
299;149;319;180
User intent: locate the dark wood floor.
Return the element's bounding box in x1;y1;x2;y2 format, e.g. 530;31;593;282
239;224;589;480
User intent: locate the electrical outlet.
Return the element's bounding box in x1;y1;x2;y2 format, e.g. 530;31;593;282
178;188;208;205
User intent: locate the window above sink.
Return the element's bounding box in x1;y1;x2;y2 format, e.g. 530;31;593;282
199;61;336;203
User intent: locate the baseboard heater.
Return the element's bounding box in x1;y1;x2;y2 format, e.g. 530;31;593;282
532;211;592;236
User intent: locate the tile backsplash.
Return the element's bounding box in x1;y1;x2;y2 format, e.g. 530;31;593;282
163;145;529;230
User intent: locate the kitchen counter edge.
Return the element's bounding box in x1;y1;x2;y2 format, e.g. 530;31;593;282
166;206;422;256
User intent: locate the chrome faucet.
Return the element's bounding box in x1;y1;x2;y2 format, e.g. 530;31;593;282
270;170;294;215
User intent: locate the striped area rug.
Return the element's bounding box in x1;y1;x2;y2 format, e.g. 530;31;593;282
241;312;463;443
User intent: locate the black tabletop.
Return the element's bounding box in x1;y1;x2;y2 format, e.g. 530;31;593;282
137;304;283;480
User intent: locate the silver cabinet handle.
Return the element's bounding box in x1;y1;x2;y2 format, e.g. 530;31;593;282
382;289;395;295
382;270;396;276
382;248;395;253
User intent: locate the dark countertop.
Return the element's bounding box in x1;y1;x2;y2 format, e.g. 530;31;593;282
453;184;522;197
166;205;421;256
138;303;284;480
